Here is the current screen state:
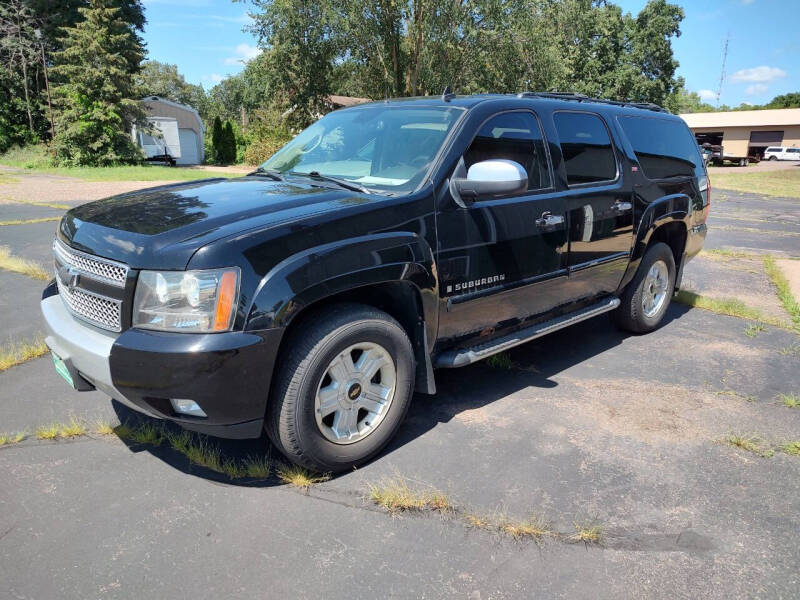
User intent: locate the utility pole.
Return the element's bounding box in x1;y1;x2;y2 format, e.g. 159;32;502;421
34;28;55;140
716;34;729;108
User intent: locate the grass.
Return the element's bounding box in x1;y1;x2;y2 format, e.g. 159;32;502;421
367;476;452;513
781;442;800;456
777;393;800;408
485;352;514;370
701;248;756;260
0;216;60;226
277;463;331;489
0;145;239;182
34;418;86;440
674;290;788;329
0;336;49;371
0;173;19;184
711;169;800;199
93;420;116;435
744;322;766;338
779;343;800;356
572;521;604;544
0;246;50;280
764;255;800;333
723;434;774;458
715;389;757;402
6;198;71;210
0;432;26;446
499;515;554;540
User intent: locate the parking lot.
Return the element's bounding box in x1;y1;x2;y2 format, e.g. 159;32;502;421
1;165;800;598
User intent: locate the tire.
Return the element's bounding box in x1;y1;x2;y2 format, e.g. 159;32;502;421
612;242;676;334
266;303;415;473
769;156;777;161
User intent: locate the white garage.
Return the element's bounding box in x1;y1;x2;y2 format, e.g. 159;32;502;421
137;96;205;165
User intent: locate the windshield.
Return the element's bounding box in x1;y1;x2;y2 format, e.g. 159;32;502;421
261;105;465;193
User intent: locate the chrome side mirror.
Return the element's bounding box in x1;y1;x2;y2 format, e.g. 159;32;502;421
449;158;528;208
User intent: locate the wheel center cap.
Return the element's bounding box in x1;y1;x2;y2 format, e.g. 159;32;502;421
347;383;362;401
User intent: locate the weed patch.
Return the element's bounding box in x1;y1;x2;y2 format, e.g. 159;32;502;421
367;476;453;513
744;323;765;338
572;521;604;544
485;352;514;370
764;255;800;333
723;434;774;458
0;335;49;371
0;216;60;226
277;464;330;489
778;393;800;408
0;432;26;446
674;290;787;329
781;442;800;456
499;515;554;540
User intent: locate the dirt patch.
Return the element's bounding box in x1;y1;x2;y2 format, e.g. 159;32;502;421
682;255;790;322
776;258;800;303
0;170;180;206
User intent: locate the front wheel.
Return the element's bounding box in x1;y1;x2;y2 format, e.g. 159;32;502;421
266;303;415;473
612;242;676;334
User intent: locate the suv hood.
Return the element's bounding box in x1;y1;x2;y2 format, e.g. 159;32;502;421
59;177;368;269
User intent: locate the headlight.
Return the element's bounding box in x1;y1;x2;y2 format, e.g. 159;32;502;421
133;268;240;332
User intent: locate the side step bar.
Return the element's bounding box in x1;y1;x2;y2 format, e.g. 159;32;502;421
434;297;621;368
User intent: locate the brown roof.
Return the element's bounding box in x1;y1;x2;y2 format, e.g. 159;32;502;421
328;95;371;107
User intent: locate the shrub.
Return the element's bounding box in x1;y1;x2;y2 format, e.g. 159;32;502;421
243;108;293;166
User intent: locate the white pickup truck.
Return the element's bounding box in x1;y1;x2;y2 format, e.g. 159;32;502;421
764;146;800;161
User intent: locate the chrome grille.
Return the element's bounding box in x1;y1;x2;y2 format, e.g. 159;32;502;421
55;275;122;332
53;238;128;287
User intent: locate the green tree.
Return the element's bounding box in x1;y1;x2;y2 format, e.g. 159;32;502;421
211;115;224;163
766;92;800;109
246;0;338;128
135;60;208;116
50;0;146;165
222;120;236;164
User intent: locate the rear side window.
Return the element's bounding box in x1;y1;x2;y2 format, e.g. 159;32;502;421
464;112;551;191
553;112;617;185
788;148;800;154
619;116;703;179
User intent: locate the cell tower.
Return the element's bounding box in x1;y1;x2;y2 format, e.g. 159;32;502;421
716;34;729;107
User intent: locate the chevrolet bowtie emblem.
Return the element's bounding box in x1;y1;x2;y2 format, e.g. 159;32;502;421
59;265;80;289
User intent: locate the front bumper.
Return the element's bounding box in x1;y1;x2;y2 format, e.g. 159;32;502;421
41;289;284;439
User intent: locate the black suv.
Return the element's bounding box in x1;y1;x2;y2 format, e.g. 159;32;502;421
42;93;708;472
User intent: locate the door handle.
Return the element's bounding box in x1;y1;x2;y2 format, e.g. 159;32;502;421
535;211;565;227
613;199;633;212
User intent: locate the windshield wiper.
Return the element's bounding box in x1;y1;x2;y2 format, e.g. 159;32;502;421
248;167;284;181
304;171;370;194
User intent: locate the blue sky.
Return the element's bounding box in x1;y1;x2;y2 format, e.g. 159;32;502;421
141;0;799;107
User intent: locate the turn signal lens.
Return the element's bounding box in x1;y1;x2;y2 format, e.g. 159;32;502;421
213;270;238;331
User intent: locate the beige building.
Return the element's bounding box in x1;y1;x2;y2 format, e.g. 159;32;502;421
680;108;800;160
140;96;205;165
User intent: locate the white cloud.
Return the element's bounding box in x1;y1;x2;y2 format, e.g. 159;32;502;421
202;73;224;84
741;0;755;4
730;66;787;83
746;83;768;96
223;43;262;65
697;89;716;101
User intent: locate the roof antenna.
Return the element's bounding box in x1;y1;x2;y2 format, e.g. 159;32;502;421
442;85;455;102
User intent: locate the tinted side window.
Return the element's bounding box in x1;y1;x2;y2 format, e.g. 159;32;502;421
554;112;617;185
619;116;703;179
464;112;551;191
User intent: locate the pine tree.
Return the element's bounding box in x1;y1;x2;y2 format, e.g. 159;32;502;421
211;116;224;164
223;120;236;164
50;0;146;166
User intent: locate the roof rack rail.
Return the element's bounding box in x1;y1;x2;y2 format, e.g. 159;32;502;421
516;91;669;113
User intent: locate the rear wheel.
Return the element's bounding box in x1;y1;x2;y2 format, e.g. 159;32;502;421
612;242;676;334
266;303;415;473
769;155;778;161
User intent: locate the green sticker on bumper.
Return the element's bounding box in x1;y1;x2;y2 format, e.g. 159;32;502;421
52;352;75;387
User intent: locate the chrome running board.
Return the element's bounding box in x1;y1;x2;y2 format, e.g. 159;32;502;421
434;297;620;368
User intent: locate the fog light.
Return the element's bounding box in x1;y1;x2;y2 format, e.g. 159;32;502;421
170;399;207;417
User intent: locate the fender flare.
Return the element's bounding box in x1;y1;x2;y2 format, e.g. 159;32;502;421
618;193;690;291
244;231;438;339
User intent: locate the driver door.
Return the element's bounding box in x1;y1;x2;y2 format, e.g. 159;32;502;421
436;110;569;344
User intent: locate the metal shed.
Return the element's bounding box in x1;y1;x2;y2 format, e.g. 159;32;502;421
138;96;205;165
